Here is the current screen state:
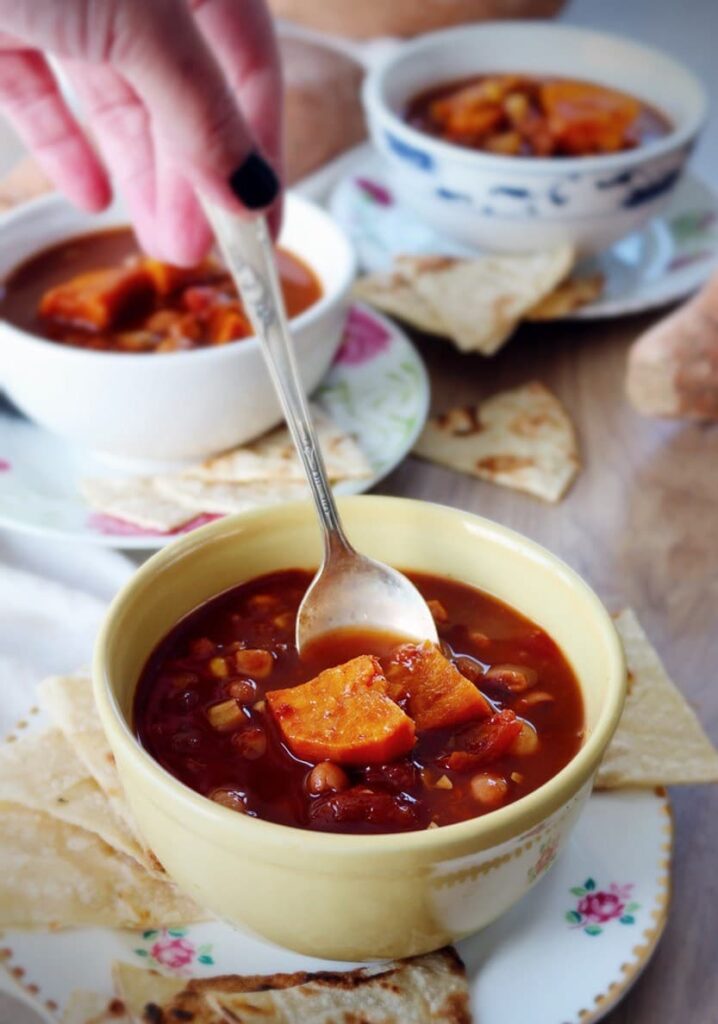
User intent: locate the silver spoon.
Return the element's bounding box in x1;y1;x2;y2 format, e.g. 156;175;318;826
201;201;437;655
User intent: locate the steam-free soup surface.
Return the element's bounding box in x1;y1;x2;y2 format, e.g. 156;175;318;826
0;227;321;352
134;570;584;835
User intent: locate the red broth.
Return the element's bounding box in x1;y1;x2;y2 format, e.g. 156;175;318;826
134;570;584;834
0;227;321;353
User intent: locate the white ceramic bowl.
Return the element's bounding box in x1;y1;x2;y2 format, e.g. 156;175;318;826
0;193;355;465
362;22;708;255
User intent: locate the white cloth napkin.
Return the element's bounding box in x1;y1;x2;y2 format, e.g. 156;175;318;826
0;531;135;738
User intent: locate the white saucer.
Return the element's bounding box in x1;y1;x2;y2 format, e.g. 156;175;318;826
329;149;718;319
0;305;429;549
0;787;671;1024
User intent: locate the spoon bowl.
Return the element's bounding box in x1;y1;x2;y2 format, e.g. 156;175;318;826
296;543;438;653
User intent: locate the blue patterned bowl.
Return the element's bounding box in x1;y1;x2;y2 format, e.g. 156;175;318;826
362;22;707;255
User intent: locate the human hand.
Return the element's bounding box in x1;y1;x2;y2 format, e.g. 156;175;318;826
0;0;282;264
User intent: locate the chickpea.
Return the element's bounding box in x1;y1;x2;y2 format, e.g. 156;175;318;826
272;611;295;632
470;772;509;809
209;787;247;812
484;664;537;693
307;762;349;796
510;721;540;756
232;726;267;760
427;599;448;624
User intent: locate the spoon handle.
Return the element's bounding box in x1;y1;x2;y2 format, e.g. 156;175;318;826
201;201;351;558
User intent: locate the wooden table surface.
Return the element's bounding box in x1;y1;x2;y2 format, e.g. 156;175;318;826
375;311;718;1023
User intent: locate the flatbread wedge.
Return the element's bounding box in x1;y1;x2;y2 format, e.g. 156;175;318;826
596;609;718;788
413;381;580;502
353;270;448;335
185;405;371;484
153;477;310;515
0;727;148;870
0;803;204;929
396;247;574;355
62;989;131;1023
526;274;604;320
112;962;186;1021
208;949;470;1023
111;948;470;1024
80;477;197;532
38;673;137;834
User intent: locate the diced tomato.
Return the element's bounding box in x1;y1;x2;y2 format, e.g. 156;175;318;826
386;642;491;731
443;710;523;772
267;656;416;765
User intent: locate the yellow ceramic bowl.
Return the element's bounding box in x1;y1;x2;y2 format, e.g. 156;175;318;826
93;497;625;961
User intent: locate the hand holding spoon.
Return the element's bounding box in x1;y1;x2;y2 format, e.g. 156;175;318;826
201;202;438;655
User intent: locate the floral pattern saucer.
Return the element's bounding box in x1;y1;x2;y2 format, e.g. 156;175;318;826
0;305;429;549
329;147;718;319
0;786;671;1024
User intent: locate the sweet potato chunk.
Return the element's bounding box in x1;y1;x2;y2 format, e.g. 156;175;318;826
39;267;153;330
386;642;491;732
540;81;640;155
267;655;415;765
141;259;201;297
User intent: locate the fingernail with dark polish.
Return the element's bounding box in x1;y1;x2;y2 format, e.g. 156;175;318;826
229;151;279;210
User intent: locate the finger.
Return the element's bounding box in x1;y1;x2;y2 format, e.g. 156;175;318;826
60;60;161;258
191;0;284;237
0;49;109;211
190;0;283;171
155;148;213;266
114;0;279;214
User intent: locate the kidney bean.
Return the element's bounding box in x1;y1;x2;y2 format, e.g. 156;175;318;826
358;762;418;793
307;762;349;795
308;787;421;831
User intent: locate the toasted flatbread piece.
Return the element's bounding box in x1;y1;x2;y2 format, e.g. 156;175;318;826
353;270;448;335
413;381;580;502
62;989;130;1023
208;949;470;1023
397;247;574;355
186;406;371;484
526;274;604;320
112;962;186;1022
0;803;202;928
80;477;196;532
154;477;310;515
0;727;146;868
111;949;468;1024
596;609;718;788
38;673;129;822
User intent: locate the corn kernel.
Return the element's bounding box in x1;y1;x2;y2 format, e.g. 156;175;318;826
207;699;244;732
434;774;453;790
209;657;229;678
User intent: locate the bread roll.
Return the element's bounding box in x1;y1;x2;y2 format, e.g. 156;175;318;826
281;35;365;183
626;273;718;421
270;0;566;40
